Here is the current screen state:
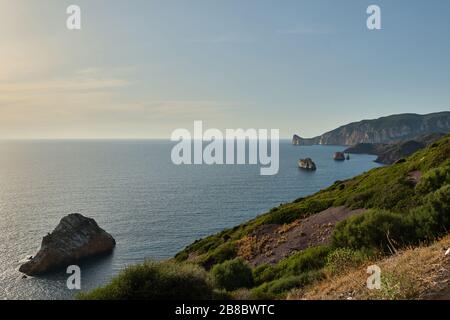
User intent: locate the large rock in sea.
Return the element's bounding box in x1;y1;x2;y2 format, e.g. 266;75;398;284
333;152;346;161
298;158;317;171
19;213;116;276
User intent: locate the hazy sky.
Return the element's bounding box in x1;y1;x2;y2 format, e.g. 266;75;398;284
1;0;449;139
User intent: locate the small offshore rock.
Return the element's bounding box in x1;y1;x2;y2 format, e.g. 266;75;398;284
298;158;317;171
333;152;346;161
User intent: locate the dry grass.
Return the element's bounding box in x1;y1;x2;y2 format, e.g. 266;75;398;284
237;235;273;261
288;236;450;300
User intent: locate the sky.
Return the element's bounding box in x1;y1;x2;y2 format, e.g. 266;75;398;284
0;0;449;139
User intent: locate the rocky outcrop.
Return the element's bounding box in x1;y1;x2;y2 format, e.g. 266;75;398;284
294;112;450;146
292;134;301;145
19;213;116;276
298;158;317;170
333;152;345;161
344;143;388;155
375;140;424;164
344;133;445;165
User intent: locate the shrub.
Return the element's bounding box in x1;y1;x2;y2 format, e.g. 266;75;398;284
201;242;237;268
325;248;369;275
77;260;213;300
252;246;330;287
211;258;254;291
407;184;450;240
428;184;450;221
376;272;416;300
331;209;409;252
333;184;450;253
251;271;324;299
252;264;276;285
416;166;450;194
275;246;331;277
406;205;440;240
345;191;372;209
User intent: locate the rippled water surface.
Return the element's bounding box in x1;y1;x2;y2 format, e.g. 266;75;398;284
0;140;380;299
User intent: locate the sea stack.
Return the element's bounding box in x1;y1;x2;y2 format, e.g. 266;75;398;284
298;158;317;171
333;152;346;161
19;213;116;276
292;134;302;146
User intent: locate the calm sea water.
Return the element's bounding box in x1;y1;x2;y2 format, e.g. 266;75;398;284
0;140;380;300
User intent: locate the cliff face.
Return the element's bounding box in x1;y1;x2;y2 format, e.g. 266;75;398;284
296;112;450;146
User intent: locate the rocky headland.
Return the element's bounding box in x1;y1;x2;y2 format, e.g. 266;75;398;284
292;112;450;146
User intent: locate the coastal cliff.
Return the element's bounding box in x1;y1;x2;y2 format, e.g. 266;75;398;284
294;112;450;146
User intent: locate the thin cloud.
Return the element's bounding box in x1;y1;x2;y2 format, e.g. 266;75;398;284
0;69;131;94
276;27;333;35
188;34;257;44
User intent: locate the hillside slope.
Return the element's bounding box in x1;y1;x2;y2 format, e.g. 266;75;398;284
290;235;450;300
294;112;450;146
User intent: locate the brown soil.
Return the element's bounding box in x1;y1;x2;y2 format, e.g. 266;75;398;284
406;170;422;185
237;206;366;266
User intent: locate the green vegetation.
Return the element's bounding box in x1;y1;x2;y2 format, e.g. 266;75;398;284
332;183;450;252
252;246;330;285
77;260;213;300
325;248;369;275
251;271;324;299
81;134;450;300
211;258;253;291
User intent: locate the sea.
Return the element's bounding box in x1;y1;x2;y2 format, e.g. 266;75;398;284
0;140;381;300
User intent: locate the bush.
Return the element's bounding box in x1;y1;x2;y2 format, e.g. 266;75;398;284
331;209;409;252
333;187;450;253
325;248;369;275
77;260;213;300
275;246;331;277
252;246;331;287
250;246;331;290
428;184;450;221
416;166;450;194
251;271;324;299
201;242;237;268
407;184;450;240
252;264;276;285
211;258;254;291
